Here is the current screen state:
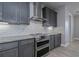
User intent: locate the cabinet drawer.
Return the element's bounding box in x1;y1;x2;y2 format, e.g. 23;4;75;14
19;38;34;45
37;47;49;57
0;41;18;51
0;48;18;57
37;40;49;47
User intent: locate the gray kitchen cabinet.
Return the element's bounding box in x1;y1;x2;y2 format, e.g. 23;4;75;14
0;41;18;57
49;35;55;50
49;9;57;27
2;2;17;23
54;34;61;48
19;38;34;57
36;3;42;18
0;53;3;57
2;2;30;24
0;2;2;21
42;7;57;27
17;2;30;24
1;48;18;57
42;7;50;26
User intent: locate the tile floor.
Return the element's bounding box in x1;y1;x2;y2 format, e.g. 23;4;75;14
47;40;79;57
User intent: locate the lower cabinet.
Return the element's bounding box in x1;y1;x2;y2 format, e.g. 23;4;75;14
19;39;34;57
0;53;3;57
49;34;61;50
54;34;61;48
0;34;61;57
49;35;55;50
0;38;35;57
0;48;18;57
0;41;18;57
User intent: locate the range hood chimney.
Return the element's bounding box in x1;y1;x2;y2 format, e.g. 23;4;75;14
30;2;48;22
30;2;41;18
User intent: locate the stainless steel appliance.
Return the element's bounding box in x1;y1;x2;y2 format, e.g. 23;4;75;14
34;34;49;57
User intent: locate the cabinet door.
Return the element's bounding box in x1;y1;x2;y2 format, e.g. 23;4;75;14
54;12;57;27
49;10;53;26
54;36;58;48
2;2;17;23
2;2;30;24
0;2;2;21
19;42;34;57
17;2;30;24
49;10;57;27
42;7;50;26
0;41;18;57
50;35;55;50
42;7;57;27
19;39;34;57
55;34;61;48
57;34;61;47
1;48;18;57
0;53;3;57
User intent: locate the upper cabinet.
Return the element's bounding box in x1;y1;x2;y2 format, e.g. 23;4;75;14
17;3;30;24
42;7;57;27
0;2;2;21
2;2;30;24
0;2;42;24
2;2;18;24
0;2;30;25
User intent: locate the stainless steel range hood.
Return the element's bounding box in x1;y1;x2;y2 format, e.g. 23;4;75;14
29;2;48;26
30;2;42;18
30;16;48;22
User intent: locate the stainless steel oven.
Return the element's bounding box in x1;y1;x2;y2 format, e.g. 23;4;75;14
34;35;49;57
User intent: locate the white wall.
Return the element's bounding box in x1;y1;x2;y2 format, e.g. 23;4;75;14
74;15;79;38
64;6;74;45
65;4;79;41
70;14;74;41
57;6;65;45
57;5;74;46
65;6;71;44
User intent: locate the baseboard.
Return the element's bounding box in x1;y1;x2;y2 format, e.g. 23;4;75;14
61;43;69;47
74;38;79;40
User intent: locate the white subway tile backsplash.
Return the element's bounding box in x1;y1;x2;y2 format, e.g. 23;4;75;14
0;21;63;37
0;21;46;37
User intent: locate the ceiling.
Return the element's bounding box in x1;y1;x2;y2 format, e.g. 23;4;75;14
42;2;66;9
42;2;79;15
42;2;79;9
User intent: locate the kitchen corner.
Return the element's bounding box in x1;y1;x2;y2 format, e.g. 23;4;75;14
0;2;63;57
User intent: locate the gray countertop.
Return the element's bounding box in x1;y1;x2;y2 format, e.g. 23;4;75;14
0;32;62;43
0;34;35;43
